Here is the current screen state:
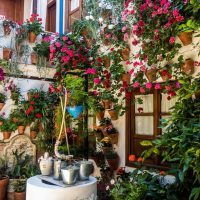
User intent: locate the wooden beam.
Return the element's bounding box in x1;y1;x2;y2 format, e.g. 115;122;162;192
32;0;38;14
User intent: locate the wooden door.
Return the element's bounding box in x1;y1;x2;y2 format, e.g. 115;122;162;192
46;0;56;32
65;0;82;32
0;0;24;22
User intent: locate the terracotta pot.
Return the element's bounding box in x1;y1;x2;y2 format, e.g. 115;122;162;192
121;73;131;84
3;132;11;140
0;176;9;200
181;58;194;75
107;157;119;170
4;25;11;35
195;90;200;99
27;92;32;101
178;32;193;46
81;28;88;37
3;48;11;60
0;103;5;111
102;100;112;109
121;47;130;61
31;53;38;65
18;126;25;135
14;191;26;200
30;131;37;140
85;37;93;48
96;111;105;121
103;56;111;68
0;121;3;126
108;109;118;120
145;68;157;82
29;32;37;43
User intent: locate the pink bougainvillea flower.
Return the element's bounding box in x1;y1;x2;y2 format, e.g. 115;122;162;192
140;87;146;93
55;41;61;47
122;26;127;32
133;81;140;88
110;47;115;51
93;78;101;84
85;68;96;75
169;36;175;44
146;82;152;89
124;32;129;41
141;65;146;72
175;81;181;88
62;36;68;41
129;69;134;75
165;85;172;91
132;39;139;46
93;91;98;96
126;61;131;65
155;83;161;90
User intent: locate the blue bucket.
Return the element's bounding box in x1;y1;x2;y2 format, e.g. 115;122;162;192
66;106;83;119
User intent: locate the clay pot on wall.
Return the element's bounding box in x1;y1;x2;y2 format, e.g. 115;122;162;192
178;32;193;46
181;58;194;75
14;191;26;200
18;126;26;135
3;131;11;140
121;47;130;61
96;111;105;121
4;25;11;35
103;56;111;68
0;103;5;111
29;32;37;43
121;73;131;84
31;53;38;65
145;68;158;82
108;109;118;120
0;121;3;126
106;156;119;171
102;100;112;109
3;48;11;60
30;131;37;140
0;176;9;200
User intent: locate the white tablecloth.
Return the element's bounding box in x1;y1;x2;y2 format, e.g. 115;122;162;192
26;175;97;200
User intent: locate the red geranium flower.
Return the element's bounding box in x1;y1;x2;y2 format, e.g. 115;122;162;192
129;154;136;162
34;93;39;98
159;171;166;176
137;157;143;162
30;101;35;105
36;113;42;118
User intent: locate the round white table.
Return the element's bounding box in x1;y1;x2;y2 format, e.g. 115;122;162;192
26;175;97;200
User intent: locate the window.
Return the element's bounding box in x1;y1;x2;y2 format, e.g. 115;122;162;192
46;0;56;32
65;0;82;32
126;88;177;168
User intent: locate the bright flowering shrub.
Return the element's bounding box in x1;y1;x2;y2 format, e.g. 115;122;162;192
49;35;90;78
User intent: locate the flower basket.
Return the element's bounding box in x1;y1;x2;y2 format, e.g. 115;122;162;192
121;47;130;61
31;53;38;65
0;103;5;111
178;32;193;46
107;157;119;170
18;126;25;135
14;192;26;200
102;100;112;109
96;111;105;121
30;131;37;140
66;105;83;119
103;56;111;68
108;109;118;120
4;25;11;35
3;131;11;140
29;32;37;43
121;73;131;84
3;48;11;60
181;58;194;75
145;68;157;82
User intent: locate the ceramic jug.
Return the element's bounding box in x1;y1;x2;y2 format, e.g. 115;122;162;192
38;152;53;176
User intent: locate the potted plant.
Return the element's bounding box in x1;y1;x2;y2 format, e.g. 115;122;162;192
102;56;111;68
121;72;131;84
3;19;15;35
0;93;6;111
102;124;119;144
101;92;114;109
0;119;17;140
16;117;28;135
0;115;5;126
30;121;39;139
8;83;21;104
120;46;130;61
26;14;43;43
10;109;21;123
145;68;158;82
105;150;119;170
100;137;112;154
3;48;12;60
13;179;26;200
31;52;38;65
181;58;194;75
0;157;9;200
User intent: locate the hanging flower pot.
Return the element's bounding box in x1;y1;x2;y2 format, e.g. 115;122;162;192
108;109;118;120
121;47;130;61
102;56;111;68
121;73;131;84
178;32;193;46
3;48;11;60
0;103;5;111
30;131;37;140
29;32;37;43
3;25;11;35
96;111;105;121
145;68;157;82
31;53;38;65
18;126;26;135
66;105;83;119
181;58;194;75
3;131;11;140
102;100;112;109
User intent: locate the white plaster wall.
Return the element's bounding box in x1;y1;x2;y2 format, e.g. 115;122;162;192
24;0;33;20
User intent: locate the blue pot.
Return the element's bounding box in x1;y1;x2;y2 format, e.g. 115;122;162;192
66;106;83;119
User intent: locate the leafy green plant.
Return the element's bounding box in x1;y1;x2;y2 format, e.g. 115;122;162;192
33;41;50;58
0;119;17;132
30;121;40;132
13;179;26;193
105;150;118;159
0;93;6;103
0;157;8;180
